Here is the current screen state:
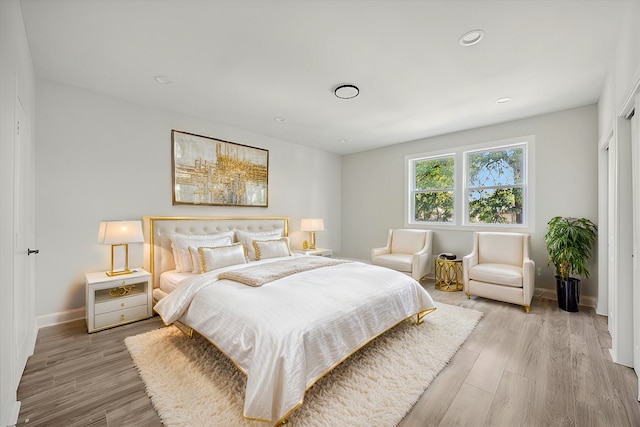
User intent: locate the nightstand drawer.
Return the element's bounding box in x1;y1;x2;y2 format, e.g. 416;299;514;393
95;293;148;315
94;305;149;329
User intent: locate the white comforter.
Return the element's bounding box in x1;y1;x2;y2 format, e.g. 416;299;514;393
154;256;435;425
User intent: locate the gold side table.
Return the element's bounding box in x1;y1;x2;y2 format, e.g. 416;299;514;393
434;257;463;291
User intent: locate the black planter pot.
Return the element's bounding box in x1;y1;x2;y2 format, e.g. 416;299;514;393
556;276;580;312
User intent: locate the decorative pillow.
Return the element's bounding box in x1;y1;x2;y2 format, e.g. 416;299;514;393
198;243;248;272
253;238;291;260
170;232;234;272
189;243;232;274
235;229;283;260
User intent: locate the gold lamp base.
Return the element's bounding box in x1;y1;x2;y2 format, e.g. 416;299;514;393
105;269;134;277
106;243;133;276
308;231;317;250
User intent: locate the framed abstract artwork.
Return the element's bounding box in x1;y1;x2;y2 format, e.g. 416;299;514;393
171;130;269;207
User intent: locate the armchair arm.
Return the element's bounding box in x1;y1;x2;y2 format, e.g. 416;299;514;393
372;246;391;258
411;231;433;279
522;257;535;305
462;233;479;293
372;229;393;260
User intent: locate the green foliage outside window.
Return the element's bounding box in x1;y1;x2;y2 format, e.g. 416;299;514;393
467;147;524;224
413;157;455;223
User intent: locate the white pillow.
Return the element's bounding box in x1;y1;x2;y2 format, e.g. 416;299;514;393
253;237;291;260
189;243;232;274
235;229;283;260
170;232;234;272
198;243;248;272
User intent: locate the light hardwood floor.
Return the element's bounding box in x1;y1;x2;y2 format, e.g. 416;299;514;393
17;280;640;427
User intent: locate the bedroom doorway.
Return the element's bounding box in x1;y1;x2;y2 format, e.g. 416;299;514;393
12;91;35;388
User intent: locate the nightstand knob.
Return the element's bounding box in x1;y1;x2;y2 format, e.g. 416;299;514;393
120;314;125;320
121;281;126;286
121;303;125;307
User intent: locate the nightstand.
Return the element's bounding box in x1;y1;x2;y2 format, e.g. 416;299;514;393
85;269;152;333
292;248;333;257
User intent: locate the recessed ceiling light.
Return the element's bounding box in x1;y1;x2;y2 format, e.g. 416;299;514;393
334;84;359;99
339;139;348;143
274;116;286;122
154;75;171;84
459;29;484;46
496;97;512;104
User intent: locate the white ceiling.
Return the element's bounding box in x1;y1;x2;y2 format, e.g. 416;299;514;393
19;0;631;155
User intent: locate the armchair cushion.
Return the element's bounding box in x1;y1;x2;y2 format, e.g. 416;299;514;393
468;263;523;288
371;253;413;274
391;229;427;254
477;233;524;266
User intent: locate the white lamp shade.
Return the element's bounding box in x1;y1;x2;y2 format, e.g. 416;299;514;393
97;220;144;244
300;218;324;232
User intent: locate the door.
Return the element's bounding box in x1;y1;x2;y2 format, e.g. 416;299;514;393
607;133;617;338
631;93;640;399
13;94;35;384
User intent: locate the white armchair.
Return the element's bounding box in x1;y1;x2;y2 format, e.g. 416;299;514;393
371;229;433;281
463;232;535;313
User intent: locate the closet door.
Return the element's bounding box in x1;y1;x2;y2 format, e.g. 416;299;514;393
632;93;640;400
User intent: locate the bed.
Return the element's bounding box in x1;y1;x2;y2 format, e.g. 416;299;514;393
143;216;436;425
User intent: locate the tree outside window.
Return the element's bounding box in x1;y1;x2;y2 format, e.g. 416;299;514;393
466;145;525;225
412;156;455;223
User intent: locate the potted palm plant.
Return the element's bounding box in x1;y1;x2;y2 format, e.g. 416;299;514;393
544;216;597;312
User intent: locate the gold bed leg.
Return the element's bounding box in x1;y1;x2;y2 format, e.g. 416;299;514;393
415;308;437;325
174;321;194;338
465;292;471;299
524;305;530;314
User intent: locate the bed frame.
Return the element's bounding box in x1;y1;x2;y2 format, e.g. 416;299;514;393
142;216;289;291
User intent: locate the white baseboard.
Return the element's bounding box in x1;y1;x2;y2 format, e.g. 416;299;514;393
2;400;21;427
35;307;85;330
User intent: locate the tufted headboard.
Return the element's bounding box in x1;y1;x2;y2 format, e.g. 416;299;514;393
143;216;289;288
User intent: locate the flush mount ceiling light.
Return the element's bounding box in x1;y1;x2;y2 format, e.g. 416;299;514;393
154;75;171;84
334;84;359;99
496;97;513;104
274;116;286;122
458;29;484;46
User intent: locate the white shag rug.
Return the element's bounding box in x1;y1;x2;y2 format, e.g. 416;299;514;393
125;302;482;427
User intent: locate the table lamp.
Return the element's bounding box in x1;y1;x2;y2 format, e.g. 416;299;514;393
97;220;144;276
300;218;324;250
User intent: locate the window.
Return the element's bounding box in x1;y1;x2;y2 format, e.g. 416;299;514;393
411;155;455;223
406;136;533;230
465;144;525;225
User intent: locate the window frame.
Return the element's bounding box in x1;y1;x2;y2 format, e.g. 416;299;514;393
463;142;528;227
405;135;535;232
409;153;457;225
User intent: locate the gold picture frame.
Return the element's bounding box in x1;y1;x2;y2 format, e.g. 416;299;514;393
171;130;269;207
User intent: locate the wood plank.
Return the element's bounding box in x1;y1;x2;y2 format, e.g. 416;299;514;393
485;370;535;426
398;347;479;427
438;382;493;425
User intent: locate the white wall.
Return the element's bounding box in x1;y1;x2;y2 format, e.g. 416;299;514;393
598;0;640;138
342;105;599;297
1;1;36;425
34;80;342;320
